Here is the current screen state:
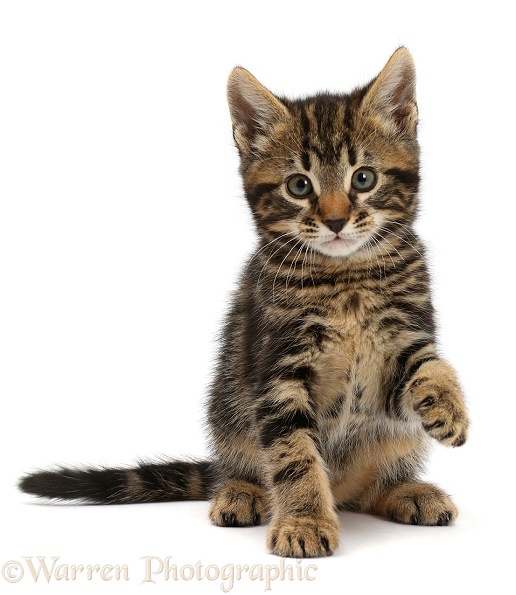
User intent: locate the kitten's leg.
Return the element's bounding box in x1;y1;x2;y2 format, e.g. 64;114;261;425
257;390;339;558
368;481;458;525
209;479;269;527
365;358;467;525
399;359;469;446
330;438;457;525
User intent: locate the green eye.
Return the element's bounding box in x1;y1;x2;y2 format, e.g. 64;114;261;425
351;168;377;192
286;175;314;198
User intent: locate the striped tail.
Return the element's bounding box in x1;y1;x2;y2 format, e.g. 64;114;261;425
19;460;216;504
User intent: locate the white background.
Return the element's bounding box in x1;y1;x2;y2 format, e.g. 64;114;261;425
1;1;514;593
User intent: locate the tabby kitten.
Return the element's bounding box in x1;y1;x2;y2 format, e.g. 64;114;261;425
20;48;469;558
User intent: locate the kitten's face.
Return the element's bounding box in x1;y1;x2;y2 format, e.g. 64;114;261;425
245;100;419;258
228;49;420;260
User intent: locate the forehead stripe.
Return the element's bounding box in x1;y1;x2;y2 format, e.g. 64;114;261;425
299;104;312;171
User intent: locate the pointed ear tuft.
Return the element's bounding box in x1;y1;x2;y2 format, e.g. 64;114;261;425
227;67;289;154
362;47;418;135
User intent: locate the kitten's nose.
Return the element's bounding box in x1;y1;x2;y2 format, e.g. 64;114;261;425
324;218;347;234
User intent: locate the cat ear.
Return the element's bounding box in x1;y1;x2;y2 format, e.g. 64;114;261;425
227;67;290;154
362;47;418;135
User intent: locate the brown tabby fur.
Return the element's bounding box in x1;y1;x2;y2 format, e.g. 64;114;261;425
19;48;469;558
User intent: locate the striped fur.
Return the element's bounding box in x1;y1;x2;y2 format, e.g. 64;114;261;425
19;48;469;558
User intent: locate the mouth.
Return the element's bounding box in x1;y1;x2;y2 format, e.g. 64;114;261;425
321;236;356;247
315;234;363;257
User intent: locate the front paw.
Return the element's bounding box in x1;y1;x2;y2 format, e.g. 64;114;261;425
404;360;469;447
267;515;339;558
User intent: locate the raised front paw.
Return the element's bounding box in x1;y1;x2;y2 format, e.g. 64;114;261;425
404;360;469;447
267;515;339;558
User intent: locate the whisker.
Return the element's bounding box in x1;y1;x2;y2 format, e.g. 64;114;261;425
368;234;390;278
300;244;310;293
379;223;426;260
309;245;316;287
362;237;377;278
246;231;297;273
256;235;299;288
375;227;406;262
272;239;303;302
286;243;305;298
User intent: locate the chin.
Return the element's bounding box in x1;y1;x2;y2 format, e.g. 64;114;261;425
314;236;367;258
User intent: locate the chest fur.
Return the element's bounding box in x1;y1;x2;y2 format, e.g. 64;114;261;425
308;286;399;437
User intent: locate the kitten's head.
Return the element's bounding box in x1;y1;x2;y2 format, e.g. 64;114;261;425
227;48;419;259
